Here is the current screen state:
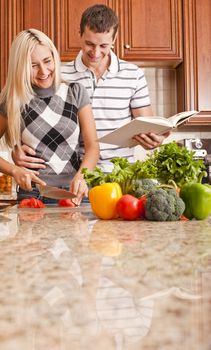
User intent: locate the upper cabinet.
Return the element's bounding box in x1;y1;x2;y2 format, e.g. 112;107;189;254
117;0;183;67
0;0;54;90
55;0;116;61
55;0;183;67
180;0;211;119
0;0;183;87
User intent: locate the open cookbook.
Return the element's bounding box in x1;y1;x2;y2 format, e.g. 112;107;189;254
98;110;198;148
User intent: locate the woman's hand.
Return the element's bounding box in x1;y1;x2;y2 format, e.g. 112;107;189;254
12;166;46;191
69;174;88;206
12;144;46;169
132;131;170;150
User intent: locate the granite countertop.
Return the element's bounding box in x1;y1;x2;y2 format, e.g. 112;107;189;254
0;204;211;350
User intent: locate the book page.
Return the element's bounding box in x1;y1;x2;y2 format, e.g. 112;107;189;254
136;116;171;126
167;110;198;127
98;110;198;148
98;118;172;148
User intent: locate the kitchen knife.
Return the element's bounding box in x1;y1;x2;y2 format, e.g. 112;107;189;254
37;185;76;199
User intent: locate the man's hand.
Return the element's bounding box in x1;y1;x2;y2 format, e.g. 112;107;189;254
132;131;170;150
12;145;46;169
11;166;46;191
131;106;170;149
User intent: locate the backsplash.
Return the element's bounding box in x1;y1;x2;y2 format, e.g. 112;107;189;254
144;68;177;117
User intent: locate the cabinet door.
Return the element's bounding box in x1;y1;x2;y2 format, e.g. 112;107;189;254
55;0;117;61
0;0;54;90
118;0;182;66
182;0;211;118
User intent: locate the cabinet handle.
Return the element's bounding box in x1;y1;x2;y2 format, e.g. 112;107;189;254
124;44;130;49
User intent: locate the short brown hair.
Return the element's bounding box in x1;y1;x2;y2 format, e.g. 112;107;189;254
80;4;119;39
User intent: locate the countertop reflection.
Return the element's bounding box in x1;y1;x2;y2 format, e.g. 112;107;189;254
0;205;211;350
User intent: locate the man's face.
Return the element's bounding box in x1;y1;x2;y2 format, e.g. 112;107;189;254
80;26;116;68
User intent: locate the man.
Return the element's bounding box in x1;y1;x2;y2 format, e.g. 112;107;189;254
13;4;169;173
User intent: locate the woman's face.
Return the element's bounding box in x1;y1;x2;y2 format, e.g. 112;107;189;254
31;44;55;89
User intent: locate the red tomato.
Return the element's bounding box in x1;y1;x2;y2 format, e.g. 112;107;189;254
116;194;145;220
18;197;46;208
58;199;76;207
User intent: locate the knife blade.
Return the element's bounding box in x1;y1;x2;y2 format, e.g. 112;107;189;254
37;185;76;199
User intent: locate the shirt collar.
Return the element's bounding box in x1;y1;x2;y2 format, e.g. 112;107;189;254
32;85;55;98
75;51;88;72
75;50;120;74
108;50;120;74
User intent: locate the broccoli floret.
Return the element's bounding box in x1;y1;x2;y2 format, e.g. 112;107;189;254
129;178;158;197
145;188;185;221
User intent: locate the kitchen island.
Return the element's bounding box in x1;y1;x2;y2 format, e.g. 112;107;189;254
0;204;211;350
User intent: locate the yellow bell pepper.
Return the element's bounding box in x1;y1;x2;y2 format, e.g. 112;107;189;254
89;182;122;220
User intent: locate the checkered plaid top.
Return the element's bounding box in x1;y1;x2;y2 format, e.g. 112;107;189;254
21;82;90;186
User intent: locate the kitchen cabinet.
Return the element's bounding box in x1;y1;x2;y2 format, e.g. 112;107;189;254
117;0;183;67
177;0;211;121
0;0;182;89
55;0;116;61
0;0;115;88
0;0;54;90
55;0;183;66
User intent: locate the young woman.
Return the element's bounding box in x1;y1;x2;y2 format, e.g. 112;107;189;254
0;29;99;204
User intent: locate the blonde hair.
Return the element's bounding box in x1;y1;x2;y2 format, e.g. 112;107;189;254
0;29;61;148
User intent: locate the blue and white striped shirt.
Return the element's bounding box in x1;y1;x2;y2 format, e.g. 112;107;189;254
62;50;151;172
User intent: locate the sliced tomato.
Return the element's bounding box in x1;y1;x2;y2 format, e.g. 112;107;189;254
18;198;46;208
58;199;76;207
33;198;46;208
18;199;30;208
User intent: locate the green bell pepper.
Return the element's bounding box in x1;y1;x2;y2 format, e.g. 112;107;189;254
180;183;211;220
